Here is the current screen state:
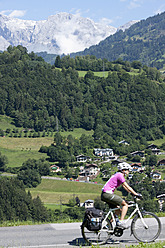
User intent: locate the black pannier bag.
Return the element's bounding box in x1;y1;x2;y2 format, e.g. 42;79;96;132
84;207;104;231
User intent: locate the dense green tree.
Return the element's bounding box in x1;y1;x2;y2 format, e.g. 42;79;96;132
63;207;85;220
144;155;158;166
17;158;50;187
0;152;8;171
0;177;50;222
17;169;41;187
32;196;49;222
1;45;165;145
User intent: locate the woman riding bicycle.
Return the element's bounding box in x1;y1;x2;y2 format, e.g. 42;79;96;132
101;162;140;229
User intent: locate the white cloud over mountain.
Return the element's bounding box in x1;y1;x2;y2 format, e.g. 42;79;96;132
0;12;136;55
9;10;27;18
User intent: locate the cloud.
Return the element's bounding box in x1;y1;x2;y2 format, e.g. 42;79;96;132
99;18;113;25
128;0;141;9
69;8;91;19
0;9;26;18
0;10;11;15
9;10;26;18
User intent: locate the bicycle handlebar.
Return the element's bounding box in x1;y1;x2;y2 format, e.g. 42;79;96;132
131;193;143;200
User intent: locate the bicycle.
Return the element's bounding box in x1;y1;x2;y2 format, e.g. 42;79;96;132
81;195;162;245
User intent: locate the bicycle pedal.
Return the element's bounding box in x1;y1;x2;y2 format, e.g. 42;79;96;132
117;226;125;230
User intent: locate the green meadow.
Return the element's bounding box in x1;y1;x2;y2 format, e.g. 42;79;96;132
28;178;104;208
0;137;52;167
77;69;140;78
0;115;93;167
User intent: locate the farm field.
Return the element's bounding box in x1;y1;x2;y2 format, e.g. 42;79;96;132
28;178;107;208
0;115;93;167
0;127;93;167
0;137;52;167
77;69;140;78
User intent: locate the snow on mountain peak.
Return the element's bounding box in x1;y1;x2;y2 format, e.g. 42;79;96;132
118;20;139;31
0;13;135;55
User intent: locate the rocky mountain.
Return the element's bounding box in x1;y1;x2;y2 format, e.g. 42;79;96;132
117;20;139;31
0;12;119;55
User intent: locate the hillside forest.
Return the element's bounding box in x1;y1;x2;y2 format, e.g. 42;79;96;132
0;45;165;144
71;11;165;70
0;45;165;223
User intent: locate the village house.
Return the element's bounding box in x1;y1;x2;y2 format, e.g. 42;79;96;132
157;194;165;211
50;165;61;173
131;163;145;173
150;170;161;180
147;144;158;150
157;159;165;167
83;199;94;208
79;163;100;179
76;154;91;162
147;144;161;155
130;151;145;158
111;159;126;167
94;148;114;157
118;140;129;146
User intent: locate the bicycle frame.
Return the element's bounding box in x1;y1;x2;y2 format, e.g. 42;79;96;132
101;201;148;231
81;196;161;245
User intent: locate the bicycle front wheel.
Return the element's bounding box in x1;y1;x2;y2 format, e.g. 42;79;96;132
131;211;161;243
81;218;112;245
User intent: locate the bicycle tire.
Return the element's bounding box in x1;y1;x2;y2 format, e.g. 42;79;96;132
81;218;112;245
131;211;161;243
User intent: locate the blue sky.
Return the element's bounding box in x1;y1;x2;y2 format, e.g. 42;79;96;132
0;0;165;27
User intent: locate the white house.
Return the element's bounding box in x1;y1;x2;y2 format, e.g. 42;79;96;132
150;170;161;180
85;164;100;177
83;200;94;208
79;164;100;179
76;154;90;162
131;163;145;173
119;140;129;146
94;148;113;157
157;194;165;211
147;144;160;155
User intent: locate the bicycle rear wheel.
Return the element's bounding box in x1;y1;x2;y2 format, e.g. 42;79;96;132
81;218;112;245
131;211;161;243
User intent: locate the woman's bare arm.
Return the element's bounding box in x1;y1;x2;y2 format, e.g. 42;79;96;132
122;181;138;195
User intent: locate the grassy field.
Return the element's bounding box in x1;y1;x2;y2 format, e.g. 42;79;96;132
0;137;54;150
0;147;48;167
60;128;93;138
0;137;52;167
77;69;140;78
0;128;93;167
28;178;106;208
149;136;165;146
0;114;94;167
78;70;109;77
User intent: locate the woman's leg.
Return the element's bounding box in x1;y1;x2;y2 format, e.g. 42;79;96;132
120;200;128;221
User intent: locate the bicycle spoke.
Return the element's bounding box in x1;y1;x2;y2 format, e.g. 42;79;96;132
131;212;161;243
81;218;112;245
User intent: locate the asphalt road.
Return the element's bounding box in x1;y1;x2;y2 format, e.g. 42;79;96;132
0;217;164;248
